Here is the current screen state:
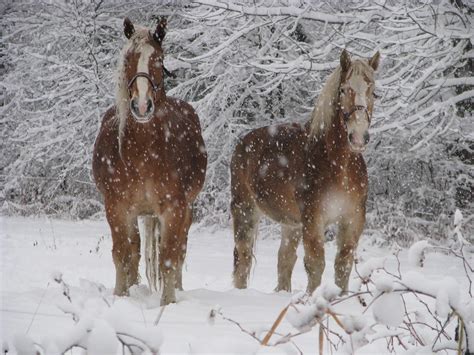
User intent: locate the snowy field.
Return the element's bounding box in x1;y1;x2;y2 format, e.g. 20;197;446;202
1;216;472;354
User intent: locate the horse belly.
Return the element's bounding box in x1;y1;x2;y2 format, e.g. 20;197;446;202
251;159;304;225
253;182;302;225
258;201;301;225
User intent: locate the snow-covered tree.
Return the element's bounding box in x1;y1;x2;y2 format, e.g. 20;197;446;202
1;0;472;242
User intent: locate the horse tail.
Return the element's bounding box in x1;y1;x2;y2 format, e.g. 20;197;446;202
143;216;160;292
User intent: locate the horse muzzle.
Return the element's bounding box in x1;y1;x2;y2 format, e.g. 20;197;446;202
130;97;154;122
343;106;370;153
348;131;370;153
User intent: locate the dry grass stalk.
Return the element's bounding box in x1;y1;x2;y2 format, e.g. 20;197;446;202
262;304;291;346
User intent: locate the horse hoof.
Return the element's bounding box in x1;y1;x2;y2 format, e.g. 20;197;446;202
160;293;177;306
114;288;129;297
274;285;291;293
233;279;248;289
160;297;176;306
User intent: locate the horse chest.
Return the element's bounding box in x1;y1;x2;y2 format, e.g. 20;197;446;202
321;189;358;222
105;148;163;185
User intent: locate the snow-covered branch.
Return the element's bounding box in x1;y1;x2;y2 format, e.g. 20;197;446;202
1;0;472;242
10;273;162;355
209;237;473;354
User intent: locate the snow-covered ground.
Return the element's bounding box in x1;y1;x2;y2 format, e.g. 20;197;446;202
1;216;472;354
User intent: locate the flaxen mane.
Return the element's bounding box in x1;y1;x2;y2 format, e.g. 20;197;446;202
309;59;374;138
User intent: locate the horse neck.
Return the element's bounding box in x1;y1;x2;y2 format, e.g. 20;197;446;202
317;110;352;166
331;113;351;157
152;89;167;110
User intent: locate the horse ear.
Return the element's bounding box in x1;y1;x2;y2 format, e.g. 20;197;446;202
124;18;135;39
340;49;351;73
369;51;381;71
153;17;167;45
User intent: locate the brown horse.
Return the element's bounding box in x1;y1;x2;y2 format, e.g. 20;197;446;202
92;18;207;305
231;50;380;294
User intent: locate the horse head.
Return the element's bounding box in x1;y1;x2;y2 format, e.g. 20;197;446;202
338;49;380;153
119;17;167;122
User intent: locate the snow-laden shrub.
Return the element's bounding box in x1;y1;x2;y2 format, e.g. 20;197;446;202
8;273;163;355
202;212;473;354
210;242;473;354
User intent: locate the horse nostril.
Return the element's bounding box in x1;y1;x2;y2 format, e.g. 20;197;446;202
130;99;139;113
363;131;370;144
348;132;354;144
147;99;153;114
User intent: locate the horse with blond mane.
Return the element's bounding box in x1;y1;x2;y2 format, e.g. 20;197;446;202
92;18;207;305
231;50;380;294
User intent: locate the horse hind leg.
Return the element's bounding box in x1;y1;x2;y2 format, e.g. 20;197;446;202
334;214;365;292
128;220;141;289
175;205;192;291
302;213;326;295
276;225;301;292
232;197;260;289
144;215;160;293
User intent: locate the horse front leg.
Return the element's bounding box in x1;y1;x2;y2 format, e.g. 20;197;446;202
175;205;193;291
334;211;365;292
106;202;140;296
302;211;326;295
159;200;188;305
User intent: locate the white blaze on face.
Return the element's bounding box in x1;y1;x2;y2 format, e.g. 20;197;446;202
136;44;154;115
349;74;368;110
347;74;369;147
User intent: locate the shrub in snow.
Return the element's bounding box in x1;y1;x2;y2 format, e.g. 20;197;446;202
286;303;325;332
373;275;394;293
10;275;163;355
339;315;366;335
372;293;404;327
86;320;120;355
408;240;431;268
210;237;473;354
316;282;342;303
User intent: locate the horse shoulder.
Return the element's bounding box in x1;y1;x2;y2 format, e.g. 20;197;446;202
95;106;119;146
92;106;121;169
352;154;368;187
98;106;117;129
165;97;202;130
